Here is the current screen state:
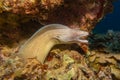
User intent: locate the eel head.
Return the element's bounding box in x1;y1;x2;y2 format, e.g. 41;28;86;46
54;28;89;44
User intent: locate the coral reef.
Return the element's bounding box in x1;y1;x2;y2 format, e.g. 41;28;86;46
0;44;120;80
0;0;115;48
0;0;119;80
89;30;120;53
0;0;114;31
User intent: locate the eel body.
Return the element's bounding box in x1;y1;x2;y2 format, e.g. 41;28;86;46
18;24;88;63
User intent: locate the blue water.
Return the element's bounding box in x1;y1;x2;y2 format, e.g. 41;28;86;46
94;0;120;33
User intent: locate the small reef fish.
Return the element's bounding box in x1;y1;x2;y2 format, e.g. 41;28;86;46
18;24;89;63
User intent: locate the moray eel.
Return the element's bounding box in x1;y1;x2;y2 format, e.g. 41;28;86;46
18;24;88;63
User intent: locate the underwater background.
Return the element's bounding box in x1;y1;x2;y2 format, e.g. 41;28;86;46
94;0;120;33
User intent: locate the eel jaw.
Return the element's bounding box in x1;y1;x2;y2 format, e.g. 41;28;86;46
55;29;89;44
68;29;89;43
76;32;89;43
74;37;88;43
53;29;89;44
69;34;88;43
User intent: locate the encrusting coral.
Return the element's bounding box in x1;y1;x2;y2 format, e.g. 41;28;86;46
0;43;120;79
0;0;114;31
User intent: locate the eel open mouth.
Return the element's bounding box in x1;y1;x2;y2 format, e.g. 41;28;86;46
68;31;89;43
76;31;89;43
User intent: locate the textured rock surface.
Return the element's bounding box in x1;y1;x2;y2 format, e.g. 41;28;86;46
0;0;119;80
0;0;114;47
0;0;114;31
0;44;120;80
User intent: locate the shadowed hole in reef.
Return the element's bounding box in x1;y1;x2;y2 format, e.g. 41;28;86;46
19;19;43;39
51;43;85;54
0;16;43;47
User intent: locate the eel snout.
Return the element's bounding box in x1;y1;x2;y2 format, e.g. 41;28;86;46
74;30;89;43
55;29;89;43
